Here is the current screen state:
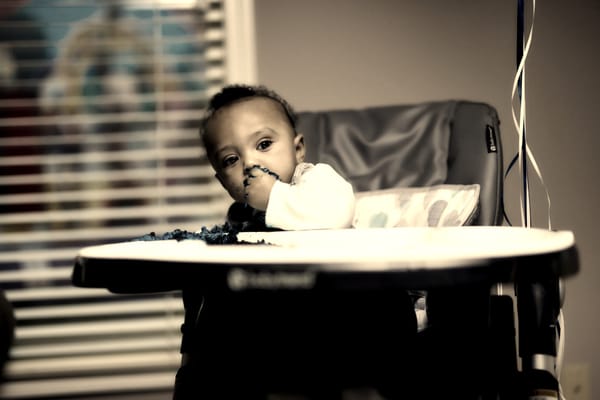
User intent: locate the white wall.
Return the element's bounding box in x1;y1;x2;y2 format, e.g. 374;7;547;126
255;0;600;396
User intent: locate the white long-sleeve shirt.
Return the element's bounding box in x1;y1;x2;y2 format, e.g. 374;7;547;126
265;162;355;230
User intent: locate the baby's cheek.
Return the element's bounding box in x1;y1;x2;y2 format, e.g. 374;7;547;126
223;178;244;201
234;183;246;198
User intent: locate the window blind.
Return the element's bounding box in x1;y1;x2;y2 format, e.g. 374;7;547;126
0;0;237;398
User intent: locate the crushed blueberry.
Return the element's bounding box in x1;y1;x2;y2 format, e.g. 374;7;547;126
132;224;240;245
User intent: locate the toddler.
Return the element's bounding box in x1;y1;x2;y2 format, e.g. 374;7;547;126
174;85;416;400
200;84;355;231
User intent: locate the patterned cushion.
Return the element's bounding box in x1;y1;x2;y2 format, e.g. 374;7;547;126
352;184;480;228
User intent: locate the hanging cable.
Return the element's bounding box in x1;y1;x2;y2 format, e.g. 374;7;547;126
516;0;531;227
509;0;553;230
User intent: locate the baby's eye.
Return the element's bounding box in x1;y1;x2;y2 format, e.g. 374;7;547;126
221;155;238;168
257;139;273;151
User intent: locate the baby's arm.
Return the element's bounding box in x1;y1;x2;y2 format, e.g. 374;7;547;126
265;163;355;230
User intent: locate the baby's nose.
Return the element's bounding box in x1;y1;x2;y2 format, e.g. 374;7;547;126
242;158;260;174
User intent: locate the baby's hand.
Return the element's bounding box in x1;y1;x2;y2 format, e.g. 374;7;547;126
243;165;278;211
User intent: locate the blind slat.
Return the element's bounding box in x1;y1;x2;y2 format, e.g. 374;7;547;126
0;267;71;283
0;107;212;128
5;287;116;302
15;297;182;320
15;316;183;340
11;336;181;359
4;26;224;50
0;215;227;249
0;372;176;399
2;201;225;225
1;145;205;167
4;351;181;379
0;126;202;146
0;182;224;206
0;165;213;186
1;248;102;264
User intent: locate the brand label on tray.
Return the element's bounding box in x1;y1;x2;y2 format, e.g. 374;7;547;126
227;268;316;291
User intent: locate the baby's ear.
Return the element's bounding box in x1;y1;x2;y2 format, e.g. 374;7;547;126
294;133;306;163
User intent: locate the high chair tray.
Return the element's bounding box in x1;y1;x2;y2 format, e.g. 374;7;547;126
72;226;578;293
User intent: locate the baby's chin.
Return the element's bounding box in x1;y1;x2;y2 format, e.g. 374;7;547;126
234;193;247;204
224;187;245;204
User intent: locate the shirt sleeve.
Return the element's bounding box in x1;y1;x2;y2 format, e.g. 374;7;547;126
265;163;355;230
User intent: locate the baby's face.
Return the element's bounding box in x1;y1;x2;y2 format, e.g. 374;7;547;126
204;97;305;204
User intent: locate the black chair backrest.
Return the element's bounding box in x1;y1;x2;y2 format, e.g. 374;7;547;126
297;100;504;226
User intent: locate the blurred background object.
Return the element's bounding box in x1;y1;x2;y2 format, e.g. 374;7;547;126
0;0;240;398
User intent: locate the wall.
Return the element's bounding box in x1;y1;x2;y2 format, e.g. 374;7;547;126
255;0;600;396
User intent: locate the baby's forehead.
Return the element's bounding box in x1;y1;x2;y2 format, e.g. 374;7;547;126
203;97;291;147
216;96;288;121
206;97;291;136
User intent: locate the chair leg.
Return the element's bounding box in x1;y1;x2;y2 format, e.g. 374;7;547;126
419;286;491;399
516;267;562;399
488;294;519;399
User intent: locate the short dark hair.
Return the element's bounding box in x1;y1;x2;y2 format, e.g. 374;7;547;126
199;84;298;144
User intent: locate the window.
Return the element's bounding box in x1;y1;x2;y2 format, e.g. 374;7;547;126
0;0;255;398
